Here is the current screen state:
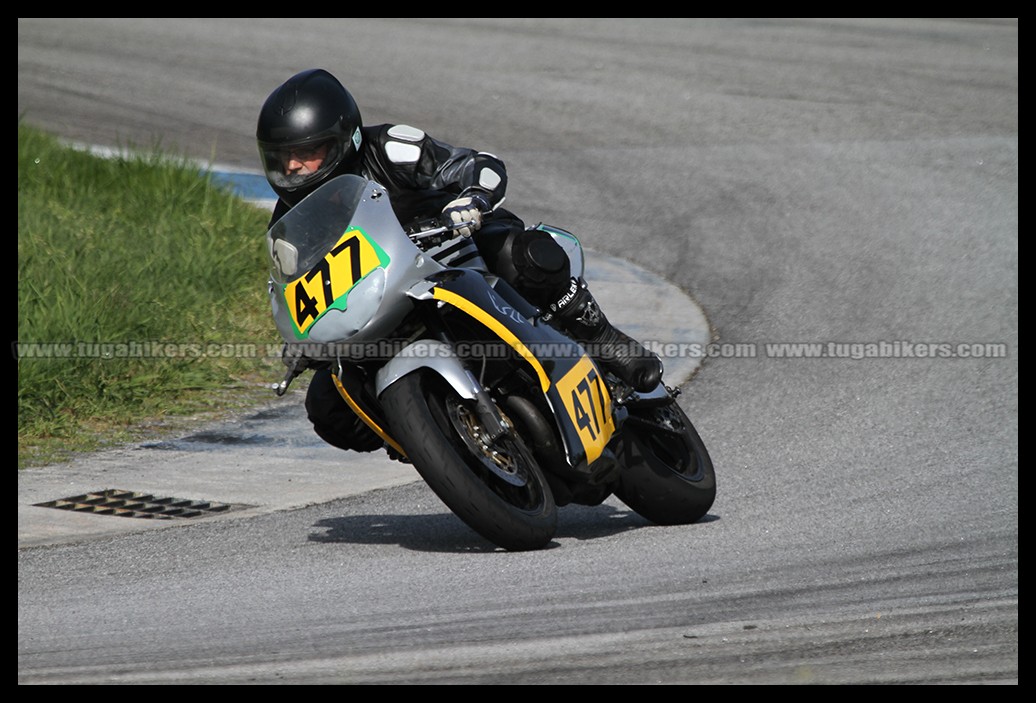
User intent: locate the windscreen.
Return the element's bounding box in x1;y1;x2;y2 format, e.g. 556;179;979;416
267;175;369;284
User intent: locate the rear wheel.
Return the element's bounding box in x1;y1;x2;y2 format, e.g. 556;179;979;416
380;370;557;551
614;400;716;525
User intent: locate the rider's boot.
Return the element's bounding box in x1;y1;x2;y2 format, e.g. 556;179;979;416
543;277;663;392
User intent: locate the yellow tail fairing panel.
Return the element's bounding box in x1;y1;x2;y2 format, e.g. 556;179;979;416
554;355;615;465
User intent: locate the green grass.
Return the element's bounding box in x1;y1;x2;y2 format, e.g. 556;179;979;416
17;123;284;468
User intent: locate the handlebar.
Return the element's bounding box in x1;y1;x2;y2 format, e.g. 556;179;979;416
406;212;489;250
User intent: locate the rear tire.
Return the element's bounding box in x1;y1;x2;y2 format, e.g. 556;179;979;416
614;400;716;525
380;370;557;551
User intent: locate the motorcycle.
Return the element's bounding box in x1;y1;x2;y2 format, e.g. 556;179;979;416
267;174;715;551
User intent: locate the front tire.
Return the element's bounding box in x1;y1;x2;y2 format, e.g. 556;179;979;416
380;370;557;551
614;400;716;525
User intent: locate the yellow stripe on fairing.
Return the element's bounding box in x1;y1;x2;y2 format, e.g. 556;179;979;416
332;372;407;458
432;287;551;392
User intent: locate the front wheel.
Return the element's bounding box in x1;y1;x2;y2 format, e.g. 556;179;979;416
614;400;716;525
380;370;557;551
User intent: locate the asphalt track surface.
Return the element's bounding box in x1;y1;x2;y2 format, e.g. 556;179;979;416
18;19;1017;685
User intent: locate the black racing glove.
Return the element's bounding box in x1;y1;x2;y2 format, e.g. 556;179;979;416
441;192;491;237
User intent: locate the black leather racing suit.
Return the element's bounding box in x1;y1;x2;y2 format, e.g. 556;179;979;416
270;124;575;453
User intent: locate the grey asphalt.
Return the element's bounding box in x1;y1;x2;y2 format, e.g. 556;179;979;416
18;247;710;548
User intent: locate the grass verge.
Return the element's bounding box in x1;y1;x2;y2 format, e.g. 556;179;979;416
17;122;283;468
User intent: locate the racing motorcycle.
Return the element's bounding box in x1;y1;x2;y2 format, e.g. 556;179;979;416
268;174;715;551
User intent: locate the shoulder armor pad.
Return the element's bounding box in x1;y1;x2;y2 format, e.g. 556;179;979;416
385;140;421;164
386;124;425;143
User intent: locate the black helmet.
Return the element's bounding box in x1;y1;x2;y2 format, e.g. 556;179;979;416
256;69;363;205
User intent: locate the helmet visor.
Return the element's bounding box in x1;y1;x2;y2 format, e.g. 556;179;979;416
259;136;344;191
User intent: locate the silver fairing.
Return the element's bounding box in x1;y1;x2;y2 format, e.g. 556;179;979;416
268;176;447;348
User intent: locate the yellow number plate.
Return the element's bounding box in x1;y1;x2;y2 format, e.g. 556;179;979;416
283;228;385;334
556;356;615;464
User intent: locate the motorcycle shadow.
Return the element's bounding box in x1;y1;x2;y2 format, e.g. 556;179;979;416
307;502;699;553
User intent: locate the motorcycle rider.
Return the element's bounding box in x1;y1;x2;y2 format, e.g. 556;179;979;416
257;68;663;452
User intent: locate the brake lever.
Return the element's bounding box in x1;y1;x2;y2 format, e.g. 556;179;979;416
408;218;479;248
